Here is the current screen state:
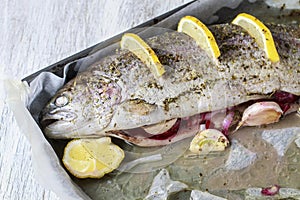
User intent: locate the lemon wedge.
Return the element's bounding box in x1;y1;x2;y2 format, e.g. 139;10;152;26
62;137;124;178
120;33;165;77
177;15;220;59
232;13;280;63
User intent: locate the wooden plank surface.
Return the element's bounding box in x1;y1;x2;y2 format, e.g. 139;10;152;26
0;0;191;199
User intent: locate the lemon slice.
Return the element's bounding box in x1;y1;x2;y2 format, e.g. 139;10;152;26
177;15;220;59
232;13;280;62
62;137;124;178
120;33;165;77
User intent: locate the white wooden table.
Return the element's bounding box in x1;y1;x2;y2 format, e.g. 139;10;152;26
0;1;191;199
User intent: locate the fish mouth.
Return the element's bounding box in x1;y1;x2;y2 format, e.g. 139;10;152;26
42;119;78;138
40;111;77;137
40;118;59;129
40;108;78;129
41;117;72;130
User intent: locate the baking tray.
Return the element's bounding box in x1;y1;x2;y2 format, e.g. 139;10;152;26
21;0;300;199
22;0;300;83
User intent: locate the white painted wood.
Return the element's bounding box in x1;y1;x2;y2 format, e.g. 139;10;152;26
0;0;191;199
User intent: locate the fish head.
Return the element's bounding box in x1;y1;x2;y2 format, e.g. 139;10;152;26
41;75;122;138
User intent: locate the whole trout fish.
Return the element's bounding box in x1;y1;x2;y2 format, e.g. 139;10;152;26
41;23;300;146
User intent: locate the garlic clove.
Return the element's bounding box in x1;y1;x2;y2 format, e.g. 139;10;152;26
142;118;177;135
189;129;229;154
236;101;283;130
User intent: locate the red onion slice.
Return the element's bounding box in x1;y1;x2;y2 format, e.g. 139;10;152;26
221;111;235;135
273;91;298;103
261;185;280;196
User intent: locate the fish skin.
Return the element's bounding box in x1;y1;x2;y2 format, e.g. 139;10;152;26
41;23;300;144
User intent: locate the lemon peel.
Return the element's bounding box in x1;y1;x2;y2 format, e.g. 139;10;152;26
177;15;220;59
232;13;280;62
120;33;165;77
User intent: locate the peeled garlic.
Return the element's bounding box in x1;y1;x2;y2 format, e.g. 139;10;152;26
142;118;177;135
189;129;229;154
237;101;283;129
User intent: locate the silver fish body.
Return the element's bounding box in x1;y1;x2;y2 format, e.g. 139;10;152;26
41;23;300;145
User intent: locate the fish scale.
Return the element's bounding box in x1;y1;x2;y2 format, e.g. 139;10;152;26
41;23;300;146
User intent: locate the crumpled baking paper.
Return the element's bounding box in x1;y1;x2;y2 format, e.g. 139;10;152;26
262;128;300;157
190;190;227;200
145;169;188;200
1;77;91;200
245;187;300;199
225;139;257;171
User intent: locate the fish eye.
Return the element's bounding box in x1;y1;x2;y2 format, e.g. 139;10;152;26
54;95;69;107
